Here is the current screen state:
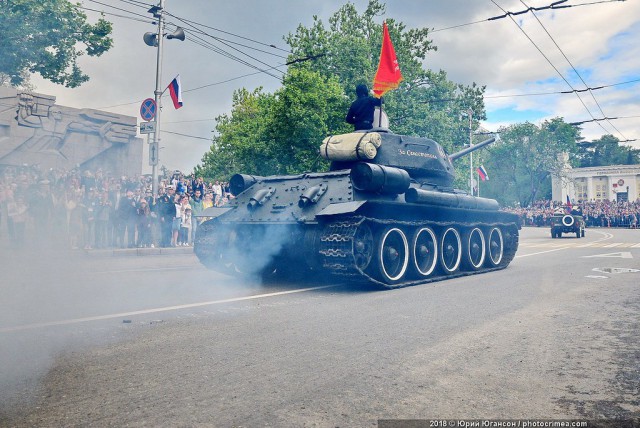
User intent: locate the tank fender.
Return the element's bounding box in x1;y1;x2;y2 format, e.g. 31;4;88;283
405;188;499;211
316;200;366;217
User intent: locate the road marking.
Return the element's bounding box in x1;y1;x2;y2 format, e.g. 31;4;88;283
592;267;639;273
585;275;608;279
0;284;338;333
515;247;571;258
583;252;633;259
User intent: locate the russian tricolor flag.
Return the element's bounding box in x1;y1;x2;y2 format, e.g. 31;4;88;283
476;165;489;181
167;75;183;109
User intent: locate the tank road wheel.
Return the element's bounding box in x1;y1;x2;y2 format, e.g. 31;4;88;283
353;222;374;271
486;227;504;267
439;227;462;274
462;227;486;271
411;227;438;278
376;227;409;285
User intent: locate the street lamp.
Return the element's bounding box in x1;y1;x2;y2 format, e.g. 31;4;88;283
143;0;185;197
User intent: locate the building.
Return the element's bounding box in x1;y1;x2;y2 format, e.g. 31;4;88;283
552;158;640;204
0;87;142;176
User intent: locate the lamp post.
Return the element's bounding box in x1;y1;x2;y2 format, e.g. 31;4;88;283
143;0;184;197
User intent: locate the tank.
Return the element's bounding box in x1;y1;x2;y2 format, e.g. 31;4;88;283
194;128;520;288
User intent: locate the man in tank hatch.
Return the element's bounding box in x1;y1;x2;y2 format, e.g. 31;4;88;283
345;84;382;131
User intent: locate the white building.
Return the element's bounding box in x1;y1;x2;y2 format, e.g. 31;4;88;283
552;161;640;204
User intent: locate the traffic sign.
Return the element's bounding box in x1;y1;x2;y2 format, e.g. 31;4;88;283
140;121;156;134
140;98;157;121
149;141;159;166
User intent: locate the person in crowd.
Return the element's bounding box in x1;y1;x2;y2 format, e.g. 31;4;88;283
345;83;382;131
7;194;28;248
191;176;205;196
179;204;192;246
136;199;153;247
212;180;223;206
83;187;99;249
171;193;185;247
94;191;112;249
67;188;84;249
190;188;204;244
157;186;176;247
29;179;55;241
117;190;138;248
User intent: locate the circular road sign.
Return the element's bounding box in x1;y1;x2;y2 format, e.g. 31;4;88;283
140;98;157;121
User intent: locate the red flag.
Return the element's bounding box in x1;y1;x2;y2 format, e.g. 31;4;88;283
372;22;403;98
565;195;572;213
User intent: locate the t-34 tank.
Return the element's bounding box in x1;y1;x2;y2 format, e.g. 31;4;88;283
194;129;520;288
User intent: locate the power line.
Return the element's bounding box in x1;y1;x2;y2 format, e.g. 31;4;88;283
521;0;628;140
161;130;211;141
490;0;613;138
431;0;625;32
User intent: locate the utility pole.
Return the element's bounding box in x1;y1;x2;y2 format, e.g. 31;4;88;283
144;1;183;196
150;0;165;198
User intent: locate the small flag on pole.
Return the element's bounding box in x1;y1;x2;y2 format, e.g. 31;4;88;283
167;75;183;109
565;195;572;213
476;165;489;181
372;22;403;98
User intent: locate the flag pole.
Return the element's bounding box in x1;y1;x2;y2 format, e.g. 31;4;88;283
378;96;383;127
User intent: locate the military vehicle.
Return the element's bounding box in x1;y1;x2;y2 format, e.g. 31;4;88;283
550;211;585;238
194;129;520;288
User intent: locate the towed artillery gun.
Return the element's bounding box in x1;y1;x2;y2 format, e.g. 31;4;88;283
194;129;520;288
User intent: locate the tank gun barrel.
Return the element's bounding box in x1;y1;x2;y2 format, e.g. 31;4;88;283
449;137;496;162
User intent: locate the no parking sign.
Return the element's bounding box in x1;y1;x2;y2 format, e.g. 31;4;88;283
140;98;157;122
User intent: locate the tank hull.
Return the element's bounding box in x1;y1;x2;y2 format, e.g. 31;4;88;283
194;170;520;288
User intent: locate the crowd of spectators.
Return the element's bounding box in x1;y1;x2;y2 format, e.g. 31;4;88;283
0;164;233;250
502;199;639;228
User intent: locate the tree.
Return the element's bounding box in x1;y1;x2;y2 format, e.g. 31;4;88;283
194;68;348;179
0;0;113;88
575;134;640;167
285;0;485;153
196;0;487;178
481;118;580;207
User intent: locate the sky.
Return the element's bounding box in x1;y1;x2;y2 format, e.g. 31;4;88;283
29;0;640;174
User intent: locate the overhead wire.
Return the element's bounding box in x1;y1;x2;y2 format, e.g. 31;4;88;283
61;0;638;144
520;0;628;140
489;0;615;138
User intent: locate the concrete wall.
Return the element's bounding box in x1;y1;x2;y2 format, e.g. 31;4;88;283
0;87;142;176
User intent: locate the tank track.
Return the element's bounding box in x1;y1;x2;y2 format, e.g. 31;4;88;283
319;216;519;289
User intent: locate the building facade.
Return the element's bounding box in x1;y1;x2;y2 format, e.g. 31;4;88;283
0;87;142;176
552;162;640;204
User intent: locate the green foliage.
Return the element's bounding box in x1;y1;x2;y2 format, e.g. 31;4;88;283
194;69;349;180
480;118;580;207
285;0;484;152
0;0;113;88
197;0;486;178
575;134;640;167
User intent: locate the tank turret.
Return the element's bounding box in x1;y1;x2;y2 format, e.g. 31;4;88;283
195;129;520;288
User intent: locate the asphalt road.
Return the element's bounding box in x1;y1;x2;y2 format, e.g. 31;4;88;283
1;227;639;427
